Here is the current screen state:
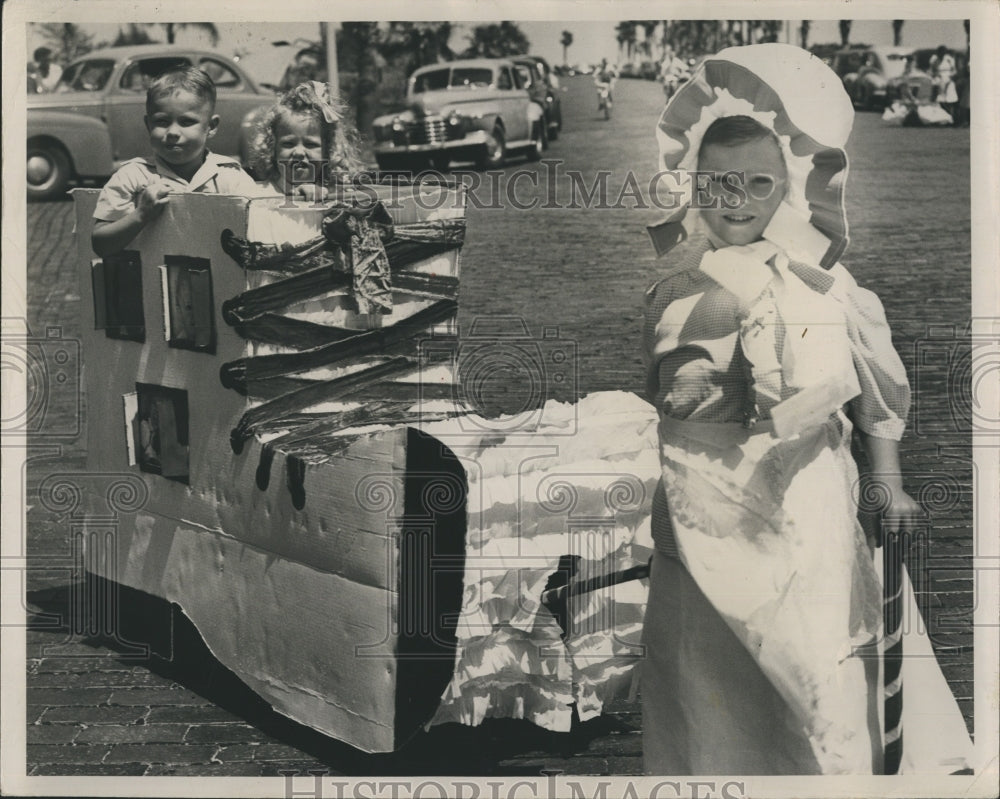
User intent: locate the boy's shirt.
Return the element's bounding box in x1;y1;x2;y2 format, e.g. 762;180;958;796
93;151;259;222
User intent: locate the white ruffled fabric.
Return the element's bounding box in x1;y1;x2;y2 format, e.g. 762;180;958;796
427;392;661;730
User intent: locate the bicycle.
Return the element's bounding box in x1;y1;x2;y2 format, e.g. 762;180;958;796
596;82;613;120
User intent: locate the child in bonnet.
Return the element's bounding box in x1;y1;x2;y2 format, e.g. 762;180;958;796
640;43;974;775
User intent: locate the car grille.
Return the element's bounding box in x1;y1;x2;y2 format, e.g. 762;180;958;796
394;116;463;146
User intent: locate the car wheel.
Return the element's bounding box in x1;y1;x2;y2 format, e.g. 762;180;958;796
526;122;545;161
477;127;506;169
548;112;560;141
427;154;450;172
27;142;71;202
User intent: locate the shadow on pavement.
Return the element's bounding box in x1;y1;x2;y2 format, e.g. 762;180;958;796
26;576;638;776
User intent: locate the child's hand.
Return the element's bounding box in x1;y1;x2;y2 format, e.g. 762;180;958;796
292;183;329;203
136;181;171;222
880;482;923;539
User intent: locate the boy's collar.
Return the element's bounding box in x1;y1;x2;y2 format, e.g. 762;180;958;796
150;150;234;185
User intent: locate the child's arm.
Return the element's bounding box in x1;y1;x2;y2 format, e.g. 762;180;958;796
857;430;922;537
92;182;171;257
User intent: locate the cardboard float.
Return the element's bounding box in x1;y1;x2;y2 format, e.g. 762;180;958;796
71;186;660;752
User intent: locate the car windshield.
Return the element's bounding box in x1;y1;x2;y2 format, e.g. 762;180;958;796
56;59;116;92
412;67;493;93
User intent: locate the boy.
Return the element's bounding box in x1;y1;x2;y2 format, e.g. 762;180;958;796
92;66;258;257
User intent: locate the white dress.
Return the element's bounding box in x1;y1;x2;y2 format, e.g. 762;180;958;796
642;235;974;774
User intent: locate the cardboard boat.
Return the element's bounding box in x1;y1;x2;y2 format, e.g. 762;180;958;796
70;185;659;752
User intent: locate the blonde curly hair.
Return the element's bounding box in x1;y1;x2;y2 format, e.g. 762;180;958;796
249;82;363;185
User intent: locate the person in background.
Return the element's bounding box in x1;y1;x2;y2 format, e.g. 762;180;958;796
659;45;688;101
929;45;958;118
594;58;617;110
31;47;63;93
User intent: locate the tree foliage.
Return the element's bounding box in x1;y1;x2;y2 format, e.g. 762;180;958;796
615;21;637;60
560;29;573;64
34;22;94;62
462;22;530;58
839;20;852;47
655;19;786;57
162;23;220;46
380;22;453;76
338;22;382;135
111;23;159;47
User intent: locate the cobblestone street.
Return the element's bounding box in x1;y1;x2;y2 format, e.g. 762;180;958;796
17;72;975;778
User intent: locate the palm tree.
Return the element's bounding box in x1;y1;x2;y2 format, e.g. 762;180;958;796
640;21;658;58
112;23;159;47
463;22;530;58
381;22;453;76
560;30;573;66
892;20;904;46
161;23;219;46
615;21;637;61
35;22;94;63
839;20;852;47
756;21;782;44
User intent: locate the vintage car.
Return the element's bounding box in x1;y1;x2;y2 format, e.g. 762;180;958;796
26;44;275;201
372;58;544;171
884;47;964;106
838;46;913;110
513;56;562;142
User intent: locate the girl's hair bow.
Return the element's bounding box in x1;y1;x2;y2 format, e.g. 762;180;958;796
303;80;341;124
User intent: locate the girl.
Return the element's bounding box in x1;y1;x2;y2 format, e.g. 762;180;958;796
248;80;363;200
641;43;973;775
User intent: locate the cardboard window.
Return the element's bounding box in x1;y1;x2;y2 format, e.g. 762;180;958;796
92;251;145;342
162;255;215;353
131;383;190;482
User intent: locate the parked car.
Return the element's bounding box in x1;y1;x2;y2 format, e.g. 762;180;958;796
837;46;913;110
26;45;275;201
371;59;544;171
513;56;562;141
638;60;660;81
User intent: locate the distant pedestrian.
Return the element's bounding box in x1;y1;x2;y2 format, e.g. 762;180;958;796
640;42;973;775
31;47;62;93
929;45;958;115
594;58;616;113
659;46;688;102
